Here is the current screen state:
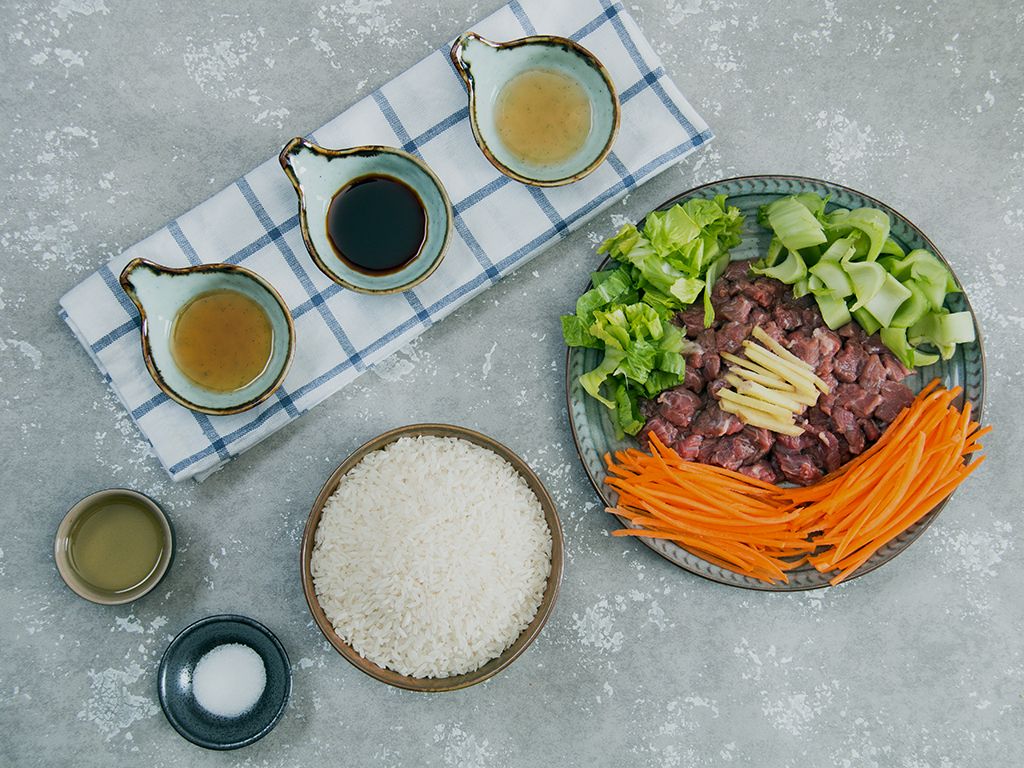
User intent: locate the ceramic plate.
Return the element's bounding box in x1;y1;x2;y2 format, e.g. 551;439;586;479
566;175;986;591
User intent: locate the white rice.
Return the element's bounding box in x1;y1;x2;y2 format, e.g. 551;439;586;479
311;435;553;678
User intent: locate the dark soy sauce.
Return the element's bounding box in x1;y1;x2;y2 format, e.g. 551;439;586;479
326;174;427;274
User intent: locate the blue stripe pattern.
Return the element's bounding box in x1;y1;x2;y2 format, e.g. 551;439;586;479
60;0;713;479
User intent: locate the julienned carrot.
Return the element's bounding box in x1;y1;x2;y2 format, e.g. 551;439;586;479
603;380;988;586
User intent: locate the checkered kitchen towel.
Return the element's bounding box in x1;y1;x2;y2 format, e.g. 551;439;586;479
59;0;712;481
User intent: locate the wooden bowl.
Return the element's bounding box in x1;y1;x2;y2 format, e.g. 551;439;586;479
299;423;563;692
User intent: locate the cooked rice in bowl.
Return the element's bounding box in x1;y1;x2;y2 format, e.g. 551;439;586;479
310;435;553;679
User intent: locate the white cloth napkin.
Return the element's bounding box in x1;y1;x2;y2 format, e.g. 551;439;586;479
59;0;712;481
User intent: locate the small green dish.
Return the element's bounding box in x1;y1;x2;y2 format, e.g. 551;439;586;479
451;32;620;187
54;488;174;605
119;259;295;415
279;139;453;294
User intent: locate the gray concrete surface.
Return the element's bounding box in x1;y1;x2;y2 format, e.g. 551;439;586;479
1;0;1022;765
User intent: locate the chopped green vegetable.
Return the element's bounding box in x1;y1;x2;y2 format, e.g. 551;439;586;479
809;258;854;297
880;237;905;258
851;306;882;336
845;260;887;311
814;290;852;330
751;249;807;283
702;252;731;328
889;279;930;329
762;197;827;251
756;192;975;368
791;278;811;299
908;310;975;359
761;236;785;268
862;273;913;328
823;207;890;261
880;327;940;368
564;196;744;435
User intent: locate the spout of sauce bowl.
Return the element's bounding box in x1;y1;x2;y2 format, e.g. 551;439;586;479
449;31;499;87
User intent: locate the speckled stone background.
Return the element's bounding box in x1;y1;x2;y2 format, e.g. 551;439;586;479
1;1;1021;765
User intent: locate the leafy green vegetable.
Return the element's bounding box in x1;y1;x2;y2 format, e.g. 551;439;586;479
762;197;827;251
880;327;939;368
757;192;975;366
702;253;731;328
563;196;744;435
851;306;882;336
751;249;807;283
809;258;854;297
861;273;912;327
822;207;890;261
845;259;886;312
888;279;930;329
815;290;852;330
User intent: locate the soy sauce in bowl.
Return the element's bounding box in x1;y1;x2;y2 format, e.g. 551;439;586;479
326;174;427;275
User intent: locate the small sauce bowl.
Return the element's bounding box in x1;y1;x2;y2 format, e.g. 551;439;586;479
54;488;174;605
279;139;453;294
119;259;295;416
451;32;620;187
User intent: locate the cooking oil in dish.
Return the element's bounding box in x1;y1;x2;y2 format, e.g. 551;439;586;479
67;496;165;593
494;68;593;166
326;174;427;274
171;289;273;392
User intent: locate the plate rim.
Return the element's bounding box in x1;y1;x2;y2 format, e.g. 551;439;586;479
564;173;987;591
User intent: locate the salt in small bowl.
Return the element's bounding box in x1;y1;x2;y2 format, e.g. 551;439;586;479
157;614;291;750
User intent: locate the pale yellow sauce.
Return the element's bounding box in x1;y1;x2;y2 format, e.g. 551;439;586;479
494;68;592;167
171;289;273;392
69;498;164;593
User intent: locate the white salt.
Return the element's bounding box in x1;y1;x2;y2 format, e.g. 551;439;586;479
191;643;266;718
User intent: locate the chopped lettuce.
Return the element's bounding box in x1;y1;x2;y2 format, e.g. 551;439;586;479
571;299;695;436
564;195;744;435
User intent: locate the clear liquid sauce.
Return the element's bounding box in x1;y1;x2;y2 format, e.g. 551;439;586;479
494;68;593;167
68;498;164;593
171;289;273;392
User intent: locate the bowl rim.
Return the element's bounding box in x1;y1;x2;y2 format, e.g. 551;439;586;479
564;173;987;591
278;138;454;295
156;613;292;751
54;487;174;605
299;423;564;692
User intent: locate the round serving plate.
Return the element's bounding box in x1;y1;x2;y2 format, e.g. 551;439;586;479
566;175;986;591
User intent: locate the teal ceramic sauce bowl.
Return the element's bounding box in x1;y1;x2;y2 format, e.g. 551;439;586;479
279;138;453;294
451;32;621;187
119;259;295;415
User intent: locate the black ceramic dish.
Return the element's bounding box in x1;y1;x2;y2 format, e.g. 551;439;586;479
157;614;291;750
